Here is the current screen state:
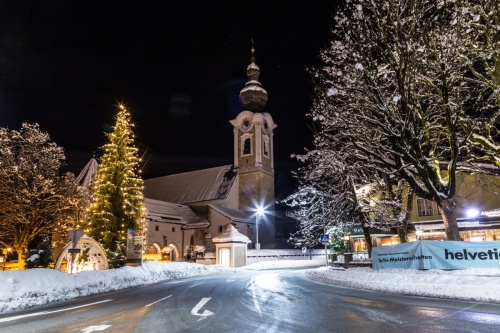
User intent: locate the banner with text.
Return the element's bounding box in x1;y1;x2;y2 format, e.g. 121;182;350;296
372;241;500;270
126;228;143;264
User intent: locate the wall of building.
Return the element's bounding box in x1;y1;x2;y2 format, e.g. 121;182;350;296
207;207;253;250
238;169;275;211
144;221;183;261
205;208;229;253
411;172;500;222
233;246;246;267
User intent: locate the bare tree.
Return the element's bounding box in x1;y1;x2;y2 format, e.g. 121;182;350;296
285;146;381;256
457;1;500;167
0;123;82;268
304;0;500;240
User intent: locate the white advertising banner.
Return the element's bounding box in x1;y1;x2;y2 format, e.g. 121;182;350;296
372;240;500;270
126;228;143;265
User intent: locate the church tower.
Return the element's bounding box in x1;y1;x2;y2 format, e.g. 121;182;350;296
230;44;276;248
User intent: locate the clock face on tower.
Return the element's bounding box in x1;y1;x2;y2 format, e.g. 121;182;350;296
241;118;251;131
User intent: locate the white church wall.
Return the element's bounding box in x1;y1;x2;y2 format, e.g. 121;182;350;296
225;177;240;209
207;208;232;253
144;221;183;261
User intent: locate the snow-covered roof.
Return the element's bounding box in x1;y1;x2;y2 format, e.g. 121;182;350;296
212;224;251;244
241;81;267;93
247;62;260;71
144;165;238;204
76;158;98;188
144;198;209;228
208;204;252;223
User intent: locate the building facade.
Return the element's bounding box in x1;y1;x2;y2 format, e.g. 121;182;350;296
411;171;500;242
347;170;500;253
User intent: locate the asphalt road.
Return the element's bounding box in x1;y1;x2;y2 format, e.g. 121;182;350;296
1;268;500;332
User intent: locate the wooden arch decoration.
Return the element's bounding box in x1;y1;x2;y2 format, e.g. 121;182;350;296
55;236;108;273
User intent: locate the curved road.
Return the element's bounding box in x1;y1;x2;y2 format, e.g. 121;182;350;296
1;268;500;332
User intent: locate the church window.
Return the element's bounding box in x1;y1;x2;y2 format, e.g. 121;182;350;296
263;135;270;157
219;225;223;233
240;133;253;156
155;225;159;231
243;139;251;155
172;227;175;232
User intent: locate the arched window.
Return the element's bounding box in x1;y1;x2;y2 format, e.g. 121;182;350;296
240;133;253;156
263;135;270;157
243;138;251;155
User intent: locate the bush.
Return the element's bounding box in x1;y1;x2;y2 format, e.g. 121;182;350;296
25;238;54;269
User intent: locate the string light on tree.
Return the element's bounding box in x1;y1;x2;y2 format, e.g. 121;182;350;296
83;104;146;268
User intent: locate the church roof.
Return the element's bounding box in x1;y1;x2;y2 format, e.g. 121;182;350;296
144;198;210;228
209;204;252;223
75;158;98;188
144;165;238;204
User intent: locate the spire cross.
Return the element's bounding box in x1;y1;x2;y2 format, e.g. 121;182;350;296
251;38;255;63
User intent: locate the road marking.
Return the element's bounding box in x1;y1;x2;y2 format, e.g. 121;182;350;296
189;282;204;288
191;297;214;321
226;278;236;282
81;324;112;332
145;295;172;307
251;276;262;316
0;299;113;323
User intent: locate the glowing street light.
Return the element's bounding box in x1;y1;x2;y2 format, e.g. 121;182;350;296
256;206;265;262
416;229;423;240
467;208;479;218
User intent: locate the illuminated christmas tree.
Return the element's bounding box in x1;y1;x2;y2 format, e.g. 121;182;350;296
86;104;146;266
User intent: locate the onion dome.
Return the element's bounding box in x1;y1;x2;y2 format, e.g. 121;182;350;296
239;43;268;112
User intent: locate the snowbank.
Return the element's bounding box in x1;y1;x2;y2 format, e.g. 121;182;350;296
0;262;234;313
306;267;500;303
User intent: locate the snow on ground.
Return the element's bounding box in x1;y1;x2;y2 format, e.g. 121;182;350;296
1;260;500;314
0;262;235;313
242;259;326;270
306;266;500;304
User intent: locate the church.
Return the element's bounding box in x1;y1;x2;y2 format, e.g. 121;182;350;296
140;47;279;262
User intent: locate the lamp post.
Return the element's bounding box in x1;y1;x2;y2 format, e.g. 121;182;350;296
343;234;350;253
416;229;423;241
256;206;265;262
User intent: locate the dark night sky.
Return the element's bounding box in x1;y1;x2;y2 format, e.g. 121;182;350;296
0;1;339;200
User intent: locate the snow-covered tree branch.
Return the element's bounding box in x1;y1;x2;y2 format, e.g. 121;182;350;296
0;123;83;268
290;0;500;242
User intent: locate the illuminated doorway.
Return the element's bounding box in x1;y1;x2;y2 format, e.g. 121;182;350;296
220;248;230;267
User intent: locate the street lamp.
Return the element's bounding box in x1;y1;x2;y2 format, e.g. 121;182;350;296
256;206;265;262
416;229;423;241
343;234;350;253
466;208;479;218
